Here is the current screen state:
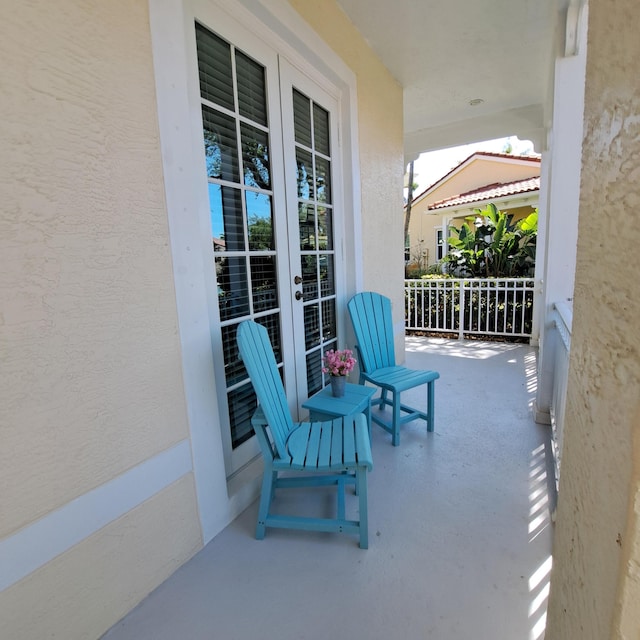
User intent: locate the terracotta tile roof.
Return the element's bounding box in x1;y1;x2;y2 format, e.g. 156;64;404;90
412;151;541;202
427;176;540;210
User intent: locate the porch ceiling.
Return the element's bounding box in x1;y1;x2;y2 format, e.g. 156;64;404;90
335;0;568;159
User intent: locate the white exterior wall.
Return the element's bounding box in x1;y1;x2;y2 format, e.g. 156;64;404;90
535;5;588;421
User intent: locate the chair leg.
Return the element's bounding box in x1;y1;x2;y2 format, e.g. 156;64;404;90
256;465;275;540
392;390;401;446
427;380;435;432
357;466;369;549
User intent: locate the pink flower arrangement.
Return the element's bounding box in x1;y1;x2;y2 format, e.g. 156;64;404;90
322;348;356;377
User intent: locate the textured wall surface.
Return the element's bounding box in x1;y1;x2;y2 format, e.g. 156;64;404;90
0;476;201;640
546;0;640;637
0;0;190;537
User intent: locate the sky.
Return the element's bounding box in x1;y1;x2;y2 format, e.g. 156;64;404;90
408;136;536;195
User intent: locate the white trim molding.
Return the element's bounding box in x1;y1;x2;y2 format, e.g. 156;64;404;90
0;441;192;592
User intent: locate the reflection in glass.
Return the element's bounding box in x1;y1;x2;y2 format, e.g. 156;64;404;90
317;207;333;250
298;203;316;250
202;106;239;182
215;256;249;320
251;256;278;312
209;184;244;252
301;255;318;300
306;350;323;397
304;304;320;349
293;89;312;147
256;313;282;363
322;299;337;341
246;192;273;250
313;103;330;155
241;123;270;190
319;255;335;297
228;382;256;448
222;324;245;387
315;157;331;204
296;149;314;200
235;49;267;127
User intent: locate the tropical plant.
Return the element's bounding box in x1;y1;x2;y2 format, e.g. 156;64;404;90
444;203;537;277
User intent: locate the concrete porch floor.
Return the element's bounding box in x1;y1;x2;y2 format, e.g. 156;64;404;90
103;336;554;640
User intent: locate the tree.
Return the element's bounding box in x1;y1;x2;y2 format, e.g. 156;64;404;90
403;161;416;250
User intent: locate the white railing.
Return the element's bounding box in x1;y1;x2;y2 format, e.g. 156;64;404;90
549;301;572;490
405;278;536;339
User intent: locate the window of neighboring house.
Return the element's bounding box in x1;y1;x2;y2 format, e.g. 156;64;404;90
436;228;444;261
405;235;410;262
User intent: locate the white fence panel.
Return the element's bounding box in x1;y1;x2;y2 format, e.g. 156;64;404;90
405;278;535;339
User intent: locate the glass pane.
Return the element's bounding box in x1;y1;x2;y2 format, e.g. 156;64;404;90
256;313;282;363
319;255;335;297
221;323;245;386
251;256;278;312
246;193;274;250
315;157;331;204
293;89;312;147
229;382;256;448
296;149;314;200
317;206;333;250
216;256;249;320
209;184;244;252
313;103;330;155
321;299;337;342
235;50;267;126
304;304;320;349
298;203;315;250
241;123;271;190
306;350;323;397
202;106;239;182
195;24;234;111
301;255;318;300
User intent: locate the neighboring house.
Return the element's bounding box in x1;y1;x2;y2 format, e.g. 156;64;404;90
2;1;640;640
405;152;540;272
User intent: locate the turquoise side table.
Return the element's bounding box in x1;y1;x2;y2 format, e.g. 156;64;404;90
302;382;377;437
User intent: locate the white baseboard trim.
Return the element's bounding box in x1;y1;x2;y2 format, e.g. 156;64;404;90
0;440;192;592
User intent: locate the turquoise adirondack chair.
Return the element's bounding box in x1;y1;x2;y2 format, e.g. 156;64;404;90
236;320;373;549
348;291;440;446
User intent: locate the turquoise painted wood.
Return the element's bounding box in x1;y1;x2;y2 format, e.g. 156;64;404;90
348;291;440;446
236;320;373;548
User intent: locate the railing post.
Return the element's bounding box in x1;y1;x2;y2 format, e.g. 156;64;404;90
458;280;465;340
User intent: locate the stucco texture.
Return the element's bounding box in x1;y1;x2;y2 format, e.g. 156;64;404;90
287;0;405;311
545;0;640;637
0;476;201;640
0;0;189;537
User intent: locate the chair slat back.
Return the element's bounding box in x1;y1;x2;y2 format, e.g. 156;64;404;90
348;292;396;373
237;321;294;460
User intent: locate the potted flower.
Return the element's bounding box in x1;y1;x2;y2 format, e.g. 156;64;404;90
322;348;356;397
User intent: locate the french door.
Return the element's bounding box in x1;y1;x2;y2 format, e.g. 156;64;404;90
193;20;343;475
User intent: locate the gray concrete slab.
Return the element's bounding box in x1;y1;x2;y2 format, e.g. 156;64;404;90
103;337;554;640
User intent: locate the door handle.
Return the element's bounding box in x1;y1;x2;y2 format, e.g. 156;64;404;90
295;291;303;300
294;275;303;285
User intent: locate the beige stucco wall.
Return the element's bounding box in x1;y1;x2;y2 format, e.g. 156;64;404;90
0;0;202;636
0;476;201;640
288;0;405;320
545;0;640;637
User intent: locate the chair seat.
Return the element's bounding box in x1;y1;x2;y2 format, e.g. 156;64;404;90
363;366;439;393
284;415;373;472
